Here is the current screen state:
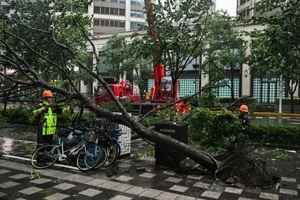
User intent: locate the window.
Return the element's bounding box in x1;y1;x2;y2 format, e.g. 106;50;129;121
97;19;125;28
105;19;109;26
252;78;285;103
110;8;115;15
131;0;144;6
119;8;125;16
100;20;105;27
119;21;125;27
100;7;109;14
94;18;100;26
130;10;144;18
130;21;145;31
94;6;100;13
213;78;240;98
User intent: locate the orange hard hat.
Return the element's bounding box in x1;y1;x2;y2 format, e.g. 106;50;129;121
42;90;54;98
239;104;249;113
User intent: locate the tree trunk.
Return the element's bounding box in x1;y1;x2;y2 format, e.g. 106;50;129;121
86;102;219;172
290;93;294;113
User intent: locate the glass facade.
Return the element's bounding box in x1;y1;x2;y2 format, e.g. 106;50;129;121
252;78;285;103
147;79;200;97
130;21;145;31
213;78;240;98
130;0;144;7
130;10;144;18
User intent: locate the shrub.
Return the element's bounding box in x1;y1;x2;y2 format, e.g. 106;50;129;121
143;108;185;127
246;125;300;147
187;108;244;149
1;107;33;124
188;107;300;148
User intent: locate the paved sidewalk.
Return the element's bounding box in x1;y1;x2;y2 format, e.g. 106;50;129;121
0;158;299;200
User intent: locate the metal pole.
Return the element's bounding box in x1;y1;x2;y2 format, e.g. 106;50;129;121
279;75;283;114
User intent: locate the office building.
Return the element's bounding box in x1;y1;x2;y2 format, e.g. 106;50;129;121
89;0;146;34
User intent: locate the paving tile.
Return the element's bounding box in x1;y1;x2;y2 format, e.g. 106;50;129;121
238;198;256;200
201;191;222;199
109;195;133;200
209;183;225;192
45;193;70;200
279;188;298;196
53;183;75;191
0;169;11;174
165;177;183;183
140;188;163;198
19;186;43;195
0;192;6;198
86;178;107;186
100;180;120;189
169;185;189;193
41;169;72;179
0;181;20;189
63;174;93;184
125;186;146;195
113;183;133;192
9;173;29;180
139;172;156;178
259;192;279;200
175;195;196;200
114;175;134;182
15;198;26;200
186;175;203;180
163;171;176;176
155;191;178;200
281;177;296;183
30;178;52;184
224;187;243;194
297;184;300;190
79;188;103;197
193;181;210;189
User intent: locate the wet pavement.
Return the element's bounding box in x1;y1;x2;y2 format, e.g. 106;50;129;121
1;126;300;199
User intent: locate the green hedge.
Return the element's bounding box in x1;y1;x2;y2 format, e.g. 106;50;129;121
187;108;245;149
246;125;300;148
275;98;300;105
188;107;300;149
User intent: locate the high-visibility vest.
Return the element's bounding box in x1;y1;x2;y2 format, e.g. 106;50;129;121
33;102;57;136
42;107;57;135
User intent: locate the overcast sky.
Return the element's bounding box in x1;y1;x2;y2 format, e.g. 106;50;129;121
216;0;237;16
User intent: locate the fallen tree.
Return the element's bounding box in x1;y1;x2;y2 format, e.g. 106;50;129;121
0;0;279;186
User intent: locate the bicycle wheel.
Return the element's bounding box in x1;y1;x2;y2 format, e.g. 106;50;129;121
104;141;120;167
32;145;58;169
76;143;105;171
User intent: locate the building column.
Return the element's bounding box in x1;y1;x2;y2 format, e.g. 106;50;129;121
241;64;251;96
241;40;251;97
125;0;131;32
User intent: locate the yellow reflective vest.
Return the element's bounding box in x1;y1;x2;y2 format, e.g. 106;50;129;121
33;102;57;136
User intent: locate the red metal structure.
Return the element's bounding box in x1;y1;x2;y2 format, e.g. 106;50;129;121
95;79;140;104
150;63;179;102
95;64;189;113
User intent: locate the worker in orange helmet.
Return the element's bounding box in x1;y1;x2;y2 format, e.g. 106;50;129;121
33;90;63;149
239;101;250;126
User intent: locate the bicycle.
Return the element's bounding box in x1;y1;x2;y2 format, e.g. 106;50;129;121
31;126;106;171
93;119;122;168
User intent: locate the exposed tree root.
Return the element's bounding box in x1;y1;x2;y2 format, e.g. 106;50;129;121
216;144;280;187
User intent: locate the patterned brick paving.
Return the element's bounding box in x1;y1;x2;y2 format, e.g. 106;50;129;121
0;158;299;200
